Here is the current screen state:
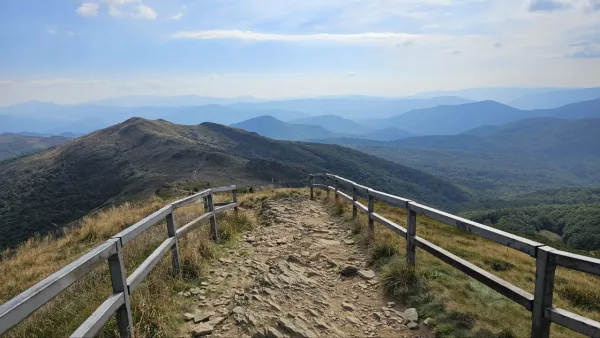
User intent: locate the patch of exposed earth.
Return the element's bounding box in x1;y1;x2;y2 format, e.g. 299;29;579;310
179;197;433;338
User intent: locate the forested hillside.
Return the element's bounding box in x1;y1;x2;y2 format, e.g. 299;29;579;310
0;118;468;249
464;204;600;251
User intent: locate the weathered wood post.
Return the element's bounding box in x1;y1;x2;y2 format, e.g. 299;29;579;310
367;190;375;241
326;176;330;198
334;177;339;203
406;204;417;267
531;246;557;338
207;192;218;241
108;240;133;337
165;210;181;277
352;184;357;220
232;185;239;213
310;175;314;200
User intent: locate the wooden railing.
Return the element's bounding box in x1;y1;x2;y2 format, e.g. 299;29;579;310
310;173;600;338
0;185;239;337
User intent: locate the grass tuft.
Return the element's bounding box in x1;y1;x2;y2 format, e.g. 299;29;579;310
382;259;428;301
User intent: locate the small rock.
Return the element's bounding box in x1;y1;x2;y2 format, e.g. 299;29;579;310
403;308;418;322
345;316;360;325
386;301;396;307
208;316;227;326
194;311;214;323
372;312;384;321
358;270;376;280
424;317;436;327
264;326;284;338
191;323;214;337
341;301;355;311
184;313;195;321
343;239;355;245
407;321;419;330
323;255;338;267
201;282;209;286
232;306;245;315
246;236;256;243
183;292;191;297
339;265;359;277
267;300;282;312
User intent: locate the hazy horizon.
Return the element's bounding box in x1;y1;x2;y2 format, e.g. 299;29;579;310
2;0;600;106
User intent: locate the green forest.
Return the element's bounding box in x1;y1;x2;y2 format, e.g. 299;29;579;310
463;203;600;252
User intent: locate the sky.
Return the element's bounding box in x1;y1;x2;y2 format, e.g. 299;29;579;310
1;0;600;105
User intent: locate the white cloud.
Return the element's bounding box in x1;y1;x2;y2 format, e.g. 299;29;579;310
134;5;157;20
0;80;15;87
46;27;58;35
105;0;140;5
167;12;184;21
76;3;100;17
345;72;356;77
172;30;421;45
109;5;124;17
209;74;220;80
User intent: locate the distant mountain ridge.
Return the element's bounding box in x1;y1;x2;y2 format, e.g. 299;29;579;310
363;98;600;135
0;133;70;161
509;87;600;109
231;116;337;141
350;117;600;197
0;117;468;248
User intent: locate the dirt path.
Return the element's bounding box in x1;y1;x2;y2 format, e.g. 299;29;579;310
180;196;432;338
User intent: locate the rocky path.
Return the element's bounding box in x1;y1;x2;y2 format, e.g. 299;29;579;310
180;196;432;338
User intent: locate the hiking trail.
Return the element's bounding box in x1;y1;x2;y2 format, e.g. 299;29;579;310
179;196;433;338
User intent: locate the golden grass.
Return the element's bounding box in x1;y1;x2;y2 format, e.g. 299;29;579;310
0;190;257;337
320;194;600;338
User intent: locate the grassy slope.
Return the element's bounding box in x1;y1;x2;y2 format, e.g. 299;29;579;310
0;118;468;249
316;189;599;338
0;188;293;337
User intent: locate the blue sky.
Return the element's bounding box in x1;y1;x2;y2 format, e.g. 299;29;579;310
1;0;600;105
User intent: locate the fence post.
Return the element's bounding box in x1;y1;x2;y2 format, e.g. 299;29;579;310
367;190;374;241
232;186;239;213
406;204;417;267
310;175;314;200
326;176;330;198
352;184;357;220
165;211;180;277
108;240;133;337
207;192;219;241
531;246;557;338
334;177;339;203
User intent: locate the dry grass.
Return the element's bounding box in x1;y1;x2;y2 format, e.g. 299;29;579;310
0;191;255;337
320;193;600;338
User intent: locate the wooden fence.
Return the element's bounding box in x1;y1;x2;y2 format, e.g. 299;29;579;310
310;173;600;338
0;185;239;337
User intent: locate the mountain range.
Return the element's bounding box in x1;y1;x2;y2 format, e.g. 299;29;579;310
0;117;468;249
231;115;413;142
342;117;600;197
360;98;600;135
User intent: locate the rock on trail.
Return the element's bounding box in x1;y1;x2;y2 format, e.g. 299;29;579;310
181;196;432;337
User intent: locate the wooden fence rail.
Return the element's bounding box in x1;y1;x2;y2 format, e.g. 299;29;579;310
0;185;239;337
310;173;600;338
